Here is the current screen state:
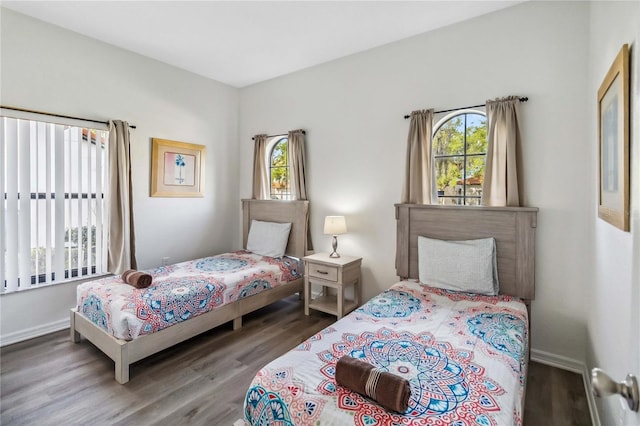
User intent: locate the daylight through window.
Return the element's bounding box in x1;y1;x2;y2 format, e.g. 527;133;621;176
1;116;109;292
269;137;291;200
433;111;487;206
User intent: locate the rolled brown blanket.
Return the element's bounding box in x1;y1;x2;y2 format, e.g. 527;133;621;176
121;269;153;289
335;355;411;413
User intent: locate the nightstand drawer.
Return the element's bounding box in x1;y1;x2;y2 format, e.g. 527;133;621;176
308;264;338;281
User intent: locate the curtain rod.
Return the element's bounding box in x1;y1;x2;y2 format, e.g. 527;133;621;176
0;105;137;129
251;130;305;140
403;97;529;119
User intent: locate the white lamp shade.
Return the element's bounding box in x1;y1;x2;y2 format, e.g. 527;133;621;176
324;216;347;235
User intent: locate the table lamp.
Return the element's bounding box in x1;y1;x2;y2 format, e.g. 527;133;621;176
324;216;347;258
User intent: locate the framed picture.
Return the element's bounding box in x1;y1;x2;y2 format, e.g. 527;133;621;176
597;44;629;231
151;138;205;197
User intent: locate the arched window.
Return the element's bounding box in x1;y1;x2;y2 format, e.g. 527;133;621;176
269;136;291;200
433;110;487;206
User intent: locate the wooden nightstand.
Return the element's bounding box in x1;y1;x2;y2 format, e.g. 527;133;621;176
304;253;362;319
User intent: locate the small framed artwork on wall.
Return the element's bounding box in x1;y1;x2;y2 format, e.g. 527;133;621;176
597;44;629;231
151;138;205;197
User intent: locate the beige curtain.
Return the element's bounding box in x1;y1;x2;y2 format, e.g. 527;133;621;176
288;129;308;200
252;134;269;199
401;109;437;204
288;129;313;252
107;120;137;274
481;96;521;206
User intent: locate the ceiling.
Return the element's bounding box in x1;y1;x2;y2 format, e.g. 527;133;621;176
2;1;523;88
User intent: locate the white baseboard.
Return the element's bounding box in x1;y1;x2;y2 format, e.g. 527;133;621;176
531;348;583;373
0;318;69;347
530;349;600;426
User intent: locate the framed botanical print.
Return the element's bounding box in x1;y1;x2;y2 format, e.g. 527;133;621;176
151;138;205;197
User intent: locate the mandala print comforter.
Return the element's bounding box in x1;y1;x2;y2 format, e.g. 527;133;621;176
244;280;529;426
77;251;302;340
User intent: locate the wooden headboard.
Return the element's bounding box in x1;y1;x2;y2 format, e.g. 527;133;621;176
241;199;309;259
395;204;538;301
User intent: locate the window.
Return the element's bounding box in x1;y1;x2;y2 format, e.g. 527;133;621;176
1;116;109;292
268;136;291;200
433;111;487;206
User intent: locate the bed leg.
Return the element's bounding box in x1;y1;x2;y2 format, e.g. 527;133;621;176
70;311;81;343
233;316;242;330
115;346;130;384
526;302;532;362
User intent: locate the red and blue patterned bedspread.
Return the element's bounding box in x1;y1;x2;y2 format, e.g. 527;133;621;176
76;251;302;340
244;280;528;426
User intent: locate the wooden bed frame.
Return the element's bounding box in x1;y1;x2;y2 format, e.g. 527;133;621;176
70;199;309;384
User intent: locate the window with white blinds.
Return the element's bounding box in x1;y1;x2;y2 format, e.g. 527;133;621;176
1;116;109;293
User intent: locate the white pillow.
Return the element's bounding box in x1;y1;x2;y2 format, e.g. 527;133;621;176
246;220;292;258
417;236;499;295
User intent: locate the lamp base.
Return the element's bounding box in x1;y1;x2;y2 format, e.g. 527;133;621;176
329;235;340;258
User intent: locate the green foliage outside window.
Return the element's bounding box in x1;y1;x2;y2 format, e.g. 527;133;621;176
270;138;290;199
30;225;97;275
433;113;487;204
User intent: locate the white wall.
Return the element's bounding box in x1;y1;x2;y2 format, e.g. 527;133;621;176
588;2;640;425
0;8;240;344
240;1;592;362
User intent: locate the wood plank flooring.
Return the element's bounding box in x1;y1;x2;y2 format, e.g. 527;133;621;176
524;360;592;426
1;295;591;425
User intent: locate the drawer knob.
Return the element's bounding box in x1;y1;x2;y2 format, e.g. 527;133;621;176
316;270;328;275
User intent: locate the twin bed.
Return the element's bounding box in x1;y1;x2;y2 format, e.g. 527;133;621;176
70;199;309;384
71;200;538;425
243;203;538;425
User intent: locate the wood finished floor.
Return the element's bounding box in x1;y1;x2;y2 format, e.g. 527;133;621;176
1;295;591;425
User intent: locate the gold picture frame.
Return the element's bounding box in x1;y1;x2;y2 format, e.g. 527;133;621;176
151;138;205;197
598;44;629;231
